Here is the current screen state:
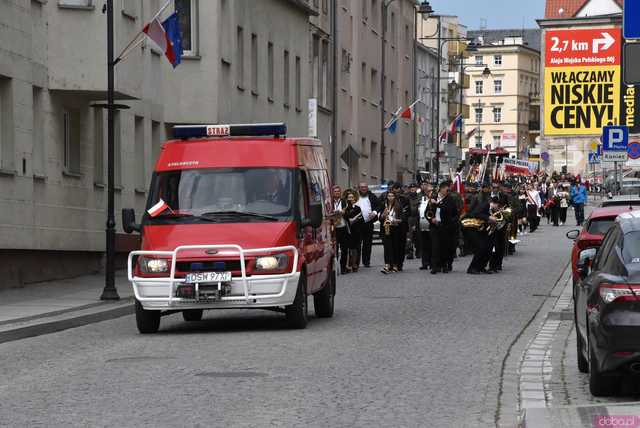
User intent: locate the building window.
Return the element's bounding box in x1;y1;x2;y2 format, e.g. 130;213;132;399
321;40;329;106
284;50;290;107
371;0;379;28
475;107;483;123
322;0;328;14
251;33;258;94
361;62;367;96
494;80;502;94
295;56;301;111
151;120;162;164
493;135;501;147
236;26;244;88
475;55;483;65
175;0;197;56
0;76;14;172
94;108;104;185
134;116;145;191
493;107;502;123
312;35;320;99
63;109;81;175
475;134;482;148
390;11;396;45
494;55;502;65
371;68;378;100
267;42;274;100
32;87;45;176
475;81;483;94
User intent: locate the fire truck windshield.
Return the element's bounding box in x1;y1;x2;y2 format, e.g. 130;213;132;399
147;168;294;223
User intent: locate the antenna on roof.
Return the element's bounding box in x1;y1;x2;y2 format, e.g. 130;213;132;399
480;18;487;31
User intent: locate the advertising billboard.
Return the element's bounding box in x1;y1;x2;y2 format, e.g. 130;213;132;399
544;28;622;136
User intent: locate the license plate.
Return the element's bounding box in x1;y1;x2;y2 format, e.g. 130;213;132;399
185;271;232;284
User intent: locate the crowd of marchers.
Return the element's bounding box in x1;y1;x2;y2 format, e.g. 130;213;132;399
329;174;590;276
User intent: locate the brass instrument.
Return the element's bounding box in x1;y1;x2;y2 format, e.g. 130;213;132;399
488;207;512;235
461;218;487;230
425;191;437;221
384;219;392;236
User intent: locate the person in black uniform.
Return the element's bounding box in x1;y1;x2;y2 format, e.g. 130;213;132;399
379;191;403;274
343;190;364;273
461;183;479;257
383;183;409;271
429;181;459;274
466;182;497;275
488;196;507;273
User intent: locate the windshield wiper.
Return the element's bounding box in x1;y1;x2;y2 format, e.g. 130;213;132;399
201;211;280;221
155;212;219;222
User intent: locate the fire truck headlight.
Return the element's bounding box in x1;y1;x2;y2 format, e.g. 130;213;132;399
255;254;289;272
139;257;169;274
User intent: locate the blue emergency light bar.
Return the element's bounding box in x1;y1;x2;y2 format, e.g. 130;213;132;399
173;123;287;139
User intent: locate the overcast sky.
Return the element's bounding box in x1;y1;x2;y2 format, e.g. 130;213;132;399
427;0;546;30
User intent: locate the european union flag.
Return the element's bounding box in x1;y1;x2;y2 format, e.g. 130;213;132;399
162;12;183;68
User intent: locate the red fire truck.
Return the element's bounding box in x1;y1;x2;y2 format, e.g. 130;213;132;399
122;123;336;333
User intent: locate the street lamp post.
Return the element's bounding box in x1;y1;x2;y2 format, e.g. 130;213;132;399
413;2;433;175
101;0;119;300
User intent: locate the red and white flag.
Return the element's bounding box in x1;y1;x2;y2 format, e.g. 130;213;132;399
143;18;177;66
147;199;169;218
400;100;420;121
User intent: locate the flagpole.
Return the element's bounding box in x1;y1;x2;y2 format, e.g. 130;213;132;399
384;107;402;129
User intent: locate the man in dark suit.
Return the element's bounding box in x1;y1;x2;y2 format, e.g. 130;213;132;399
429;181;459;274
466;182;497;274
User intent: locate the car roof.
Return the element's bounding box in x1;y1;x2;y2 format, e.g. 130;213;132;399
600;198;640;207
616;210;640;234
590;206;637;219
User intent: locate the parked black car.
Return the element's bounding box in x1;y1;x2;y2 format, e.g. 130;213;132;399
574;211;640;396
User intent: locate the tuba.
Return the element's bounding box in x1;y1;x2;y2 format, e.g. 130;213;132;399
461;218;486;230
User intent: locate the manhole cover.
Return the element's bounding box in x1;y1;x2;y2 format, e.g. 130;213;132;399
195;371;268;378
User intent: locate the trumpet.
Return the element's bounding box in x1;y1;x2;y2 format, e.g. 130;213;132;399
425;191;437;221
384;219;392;236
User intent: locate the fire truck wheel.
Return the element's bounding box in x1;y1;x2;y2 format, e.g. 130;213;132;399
182;309;204;322
135;300;160;334
314;264;335;318
285;275;308;329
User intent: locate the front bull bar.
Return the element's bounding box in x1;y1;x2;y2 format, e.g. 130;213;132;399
127;245;299;305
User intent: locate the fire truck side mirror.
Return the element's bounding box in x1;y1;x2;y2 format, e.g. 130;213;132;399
122;208;141;234
304;204;323;229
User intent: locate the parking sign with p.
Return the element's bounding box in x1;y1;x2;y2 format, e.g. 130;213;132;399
602;126;629;151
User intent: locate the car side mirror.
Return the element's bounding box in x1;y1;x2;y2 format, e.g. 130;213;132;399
303;204;323;229
566;229;580;240
577;247;597;279
122;208;141;234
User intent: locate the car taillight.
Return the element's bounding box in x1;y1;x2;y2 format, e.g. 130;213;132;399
598;283;640;304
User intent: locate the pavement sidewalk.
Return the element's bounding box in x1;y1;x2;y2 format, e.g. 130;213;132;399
0;270;135;344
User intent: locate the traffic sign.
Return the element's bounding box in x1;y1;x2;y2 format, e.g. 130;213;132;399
624;0;640;39
602;126;629;151
588;152;601;164
603;151;628;162
629;141;640;159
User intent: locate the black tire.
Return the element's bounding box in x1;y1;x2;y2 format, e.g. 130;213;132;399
588;330;617;396
285;275;308;329
135;300;161;334
314;265;336;318
182;309;203;322
576;322;589;373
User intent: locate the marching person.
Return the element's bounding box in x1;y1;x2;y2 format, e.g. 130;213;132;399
570;180;587;226
548;181;560;227
429;181;459;274
331;186;349;274
383;183;409;271
355;182;379;268
518;187;528;235
448;181;465;260
557;184;570;226
343;190;364;273
461;183;479;256
418;182;433;270
379;191;403;274
466;181;496;275
488;196;508;273
406;183;420;260
526;184;542;233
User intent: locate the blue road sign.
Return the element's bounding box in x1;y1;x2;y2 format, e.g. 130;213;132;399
625;0;640;39
629;141;640;160
588;152;601;164
602;126;629;151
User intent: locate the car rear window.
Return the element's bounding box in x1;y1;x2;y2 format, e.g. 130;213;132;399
622;231;640;264
587;217;616;235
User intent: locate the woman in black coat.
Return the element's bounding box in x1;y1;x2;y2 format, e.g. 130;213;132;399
343;189;364;273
